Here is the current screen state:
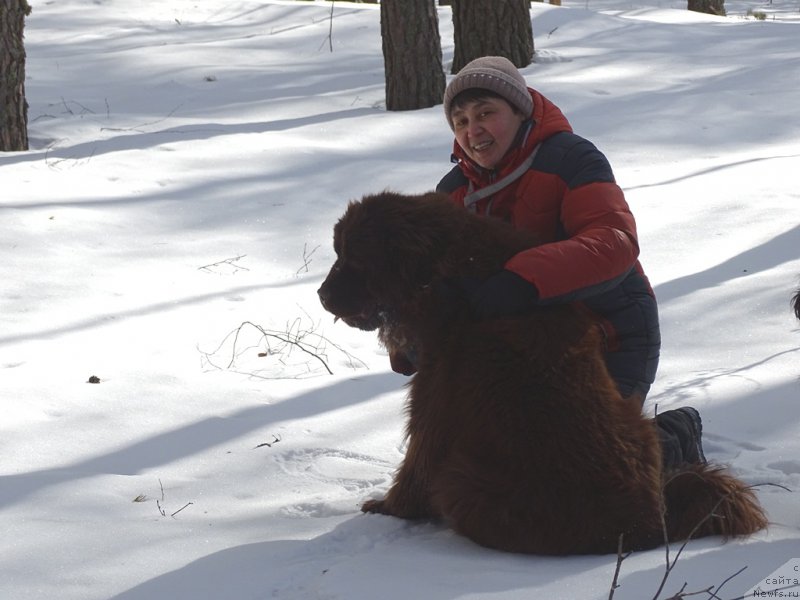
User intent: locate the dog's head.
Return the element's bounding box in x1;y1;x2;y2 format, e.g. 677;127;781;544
317;191;458;330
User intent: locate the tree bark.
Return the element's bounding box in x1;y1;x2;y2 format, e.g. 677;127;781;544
451;0;534;74
687;0;725;15
0;0;32;151
380;0;446;111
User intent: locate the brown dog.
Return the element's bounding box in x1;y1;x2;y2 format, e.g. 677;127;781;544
318;191;767;554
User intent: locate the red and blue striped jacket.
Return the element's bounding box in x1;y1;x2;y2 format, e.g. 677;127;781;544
436;89;660;391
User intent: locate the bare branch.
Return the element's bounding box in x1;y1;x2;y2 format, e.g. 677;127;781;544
151;478;193;518
156;478;167;516
327;0;335;52
199;317;366;379
170;502;194;518
608;533;630;600
709;565;748;599
255;434;282;449
296;244;320;276
100;103;183;133
198;254;249;274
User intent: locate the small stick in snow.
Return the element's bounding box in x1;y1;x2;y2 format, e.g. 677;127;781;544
198;254;249;274
608;534;631;600
170;503;194;518
296;243;320;276
254;434;282;449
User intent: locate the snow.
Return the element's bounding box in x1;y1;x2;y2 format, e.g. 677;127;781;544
1;0;799;598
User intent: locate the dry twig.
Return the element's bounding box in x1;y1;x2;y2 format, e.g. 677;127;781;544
296;244;320;276
608;533;631;600
153;478;194;519
199;316;365;379
198;254;250;274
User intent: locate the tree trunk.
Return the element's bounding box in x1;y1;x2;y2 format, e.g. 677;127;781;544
380;0;446;111
0;0;32;151
687;0;725;15
451;0;534;74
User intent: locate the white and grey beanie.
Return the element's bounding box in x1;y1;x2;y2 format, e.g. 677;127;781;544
443;56;533;130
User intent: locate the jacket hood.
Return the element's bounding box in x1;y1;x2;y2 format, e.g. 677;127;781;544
451;89;573;186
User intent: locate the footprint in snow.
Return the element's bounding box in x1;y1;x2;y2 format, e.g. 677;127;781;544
273;447;393;492
766;460;800;476
702;431;766;459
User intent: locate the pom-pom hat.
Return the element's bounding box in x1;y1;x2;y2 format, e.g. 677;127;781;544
443;56;533;130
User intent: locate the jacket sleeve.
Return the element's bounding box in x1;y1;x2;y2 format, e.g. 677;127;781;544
504;137;640;303
436;164;468;206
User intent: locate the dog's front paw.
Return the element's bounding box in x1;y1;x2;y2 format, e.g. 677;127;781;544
361;498;391;515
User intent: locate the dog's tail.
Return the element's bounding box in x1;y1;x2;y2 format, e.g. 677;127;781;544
662;464;768;542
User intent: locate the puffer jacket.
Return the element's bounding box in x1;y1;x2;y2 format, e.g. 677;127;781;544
436;89;660;390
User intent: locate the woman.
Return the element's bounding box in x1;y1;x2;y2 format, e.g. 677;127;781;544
402;56;704;469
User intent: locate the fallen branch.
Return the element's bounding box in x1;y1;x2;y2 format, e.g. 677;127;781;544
296;243;319;276
170;502;194;518
198;254;250;274
237;319;332;374
59;97;95;117
100;103;183;133
199;315;366;379
255;434;282;449
153;478;194;519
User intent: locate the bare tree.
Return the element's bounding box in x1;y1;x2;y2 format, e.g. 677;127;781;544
1;0;32;151
451;0;534;74
380;0;446;111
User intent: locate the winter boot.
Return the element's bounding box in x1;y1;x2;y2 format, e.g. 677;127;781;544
656;406;707;469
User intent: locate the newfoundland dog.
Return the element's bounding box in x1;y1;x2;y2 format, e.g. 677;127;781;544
318;191;767;554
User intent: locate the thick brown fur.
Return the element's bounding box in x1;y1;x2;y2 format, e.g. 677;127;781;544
318;191;768;555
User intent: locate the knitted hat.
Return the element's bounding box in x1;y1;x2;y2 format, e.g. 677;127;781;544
443;56;533;130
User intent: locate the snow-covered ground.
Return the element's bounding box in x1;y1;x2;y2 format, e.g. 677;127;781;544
1;0;799;598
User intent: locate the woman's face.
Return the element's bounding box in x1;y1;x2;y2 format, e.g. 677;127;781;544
451;97;526;169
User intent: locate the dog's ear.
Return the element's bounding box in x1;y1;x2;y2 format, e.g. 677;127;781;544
390;193;461;281
386;227;449;291
339;191;476;303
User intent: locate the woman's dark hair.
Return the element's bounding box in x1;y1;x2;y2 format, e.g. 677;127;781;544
449;88;523;115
